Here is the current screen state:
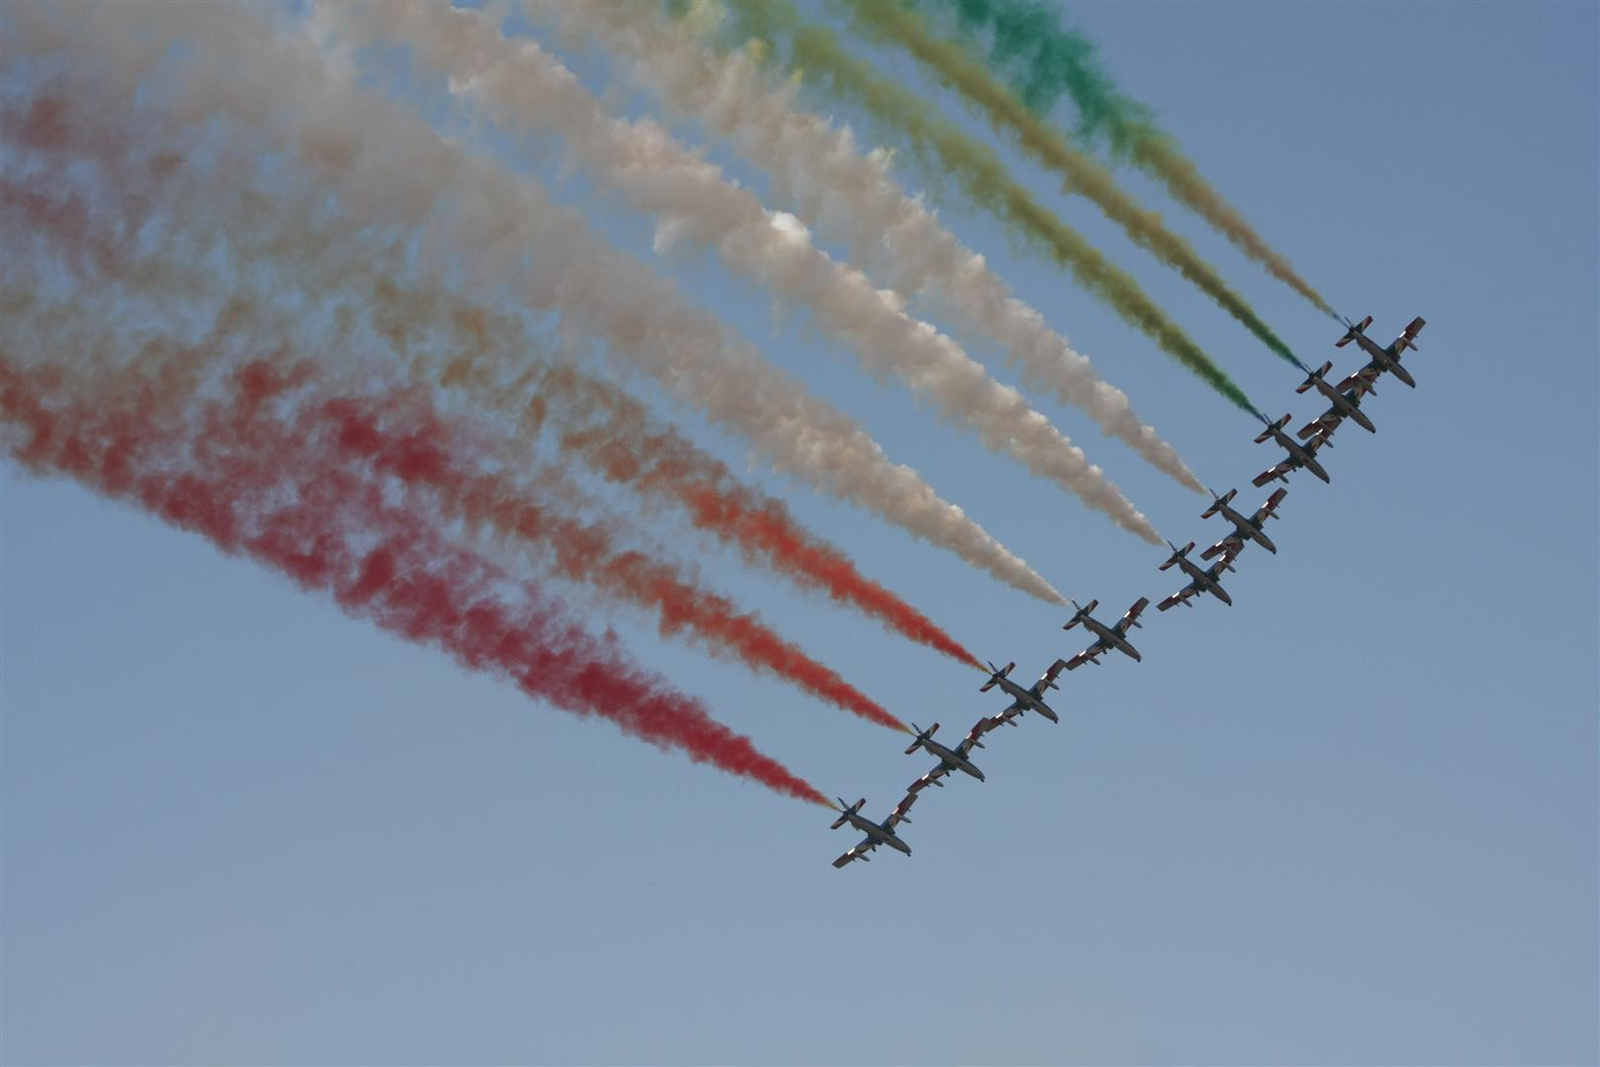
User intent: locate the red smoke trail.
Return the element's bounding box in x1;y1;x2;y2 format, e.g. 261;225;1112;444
0;356;833;807
3;86;973;673
313;380;906;732
540;368;985;671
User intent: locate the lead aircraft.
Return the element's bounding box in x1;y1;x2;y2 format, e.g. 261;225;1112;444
1335;314;1427;389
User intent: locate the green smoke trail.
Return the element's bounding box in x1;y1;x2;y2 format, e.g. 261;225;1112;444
713;0;1258;415
918;0;1338;319
846;0;1299;367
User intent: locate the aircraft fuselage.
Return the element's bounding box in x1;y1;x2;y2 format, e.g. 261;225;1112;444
1268;428;1330;483
845;812;912;855
1173;556;1232;605
921;739;984;781
1311;377;1377;432
1217;502;1277;554
992;676;1059;722
1080;617;1140;661
1353;334;1417;387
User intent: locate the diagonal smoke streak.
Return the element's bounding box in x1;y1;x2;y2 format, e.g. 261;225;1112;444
0;87;983;671
916;0;1337;318
698;0;1259;416
3;237;908;732
532;0;1203;494
845;0;1300;366
0;354;833;806
332;0;1161;544
1;0;1065;604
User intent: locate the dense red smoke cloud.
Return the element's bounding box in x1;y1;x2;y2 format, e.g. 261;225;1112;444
0;356;832;806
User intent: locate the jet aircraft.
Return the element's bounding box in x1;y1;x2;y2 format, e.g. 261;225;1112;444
903;721;986;784
1253;413;1330;486
979;659;1068;724
1062;597;1149;670
1335;314;1427;389
830;794;917;868
1200;487;1287;560
1157;540;1235;611
1296;360;1376;433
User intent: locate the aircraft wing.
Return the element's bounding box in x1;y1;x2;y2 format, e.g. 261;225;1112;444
1336;362;1384;394
1298;408;1342;440
954;722;988;758
1201;535;1243;561
1253;488;1288;524
1063;644;1104;671
1157;583;1199;612
1394;316;1426;350
883;790;919;832
832;838;877;868
1252;460;1295;488
1115;597;1150;635
908;765;948;794
989;704;1027;730
1031;658;1070;695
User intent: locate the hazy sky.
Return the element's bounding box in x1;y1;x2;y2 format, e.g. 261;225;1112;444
3;3;1595;1064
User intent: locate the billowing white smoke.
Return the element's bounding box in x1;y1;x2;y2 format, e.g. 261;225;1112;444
333;1;1161;544
2;0;1065;604
532;0;1203;496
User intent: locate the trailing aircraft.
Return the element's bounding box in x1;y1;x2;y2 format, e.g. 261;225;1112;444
1296;360;1377;433
1062;597;1149;669
1253;413;1330;486
903;721;986;784
979;659;1068;724
830;794;917;868
1200;487;1287;560
1157;540;1235;611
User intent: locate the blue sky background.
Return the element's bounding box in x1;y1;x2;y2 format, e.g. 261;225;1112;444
3;3;1595;1064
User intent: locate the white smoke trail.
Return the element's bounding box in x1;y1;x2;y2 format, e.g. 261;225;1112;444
328;0;1162;544
1;0;1066;604
531;0;1203;496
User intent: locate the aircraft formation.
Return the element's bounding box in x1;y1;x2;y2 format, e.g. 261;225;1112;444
830;314;1429;868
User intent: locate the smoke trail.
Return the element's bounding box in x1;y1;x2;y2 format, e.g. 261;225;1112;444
844;0;1300;366
534;367;986;670
711;0;1259;415
1;122;906;731
529;0;1203;494
0;355;832;806
919;0;1337;318
2;0;1064;604
335;1;1160;544
0;88;984;670
326;389;909;732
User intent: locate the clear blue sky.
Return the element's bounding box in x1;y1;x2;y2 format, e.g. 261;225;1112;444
3;3;1595;1064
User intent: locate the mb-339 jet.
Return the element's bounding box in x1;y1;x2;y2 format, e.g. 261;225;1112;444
1253;413;1330;486
1336;314;1426;389
830;794;917;868
1157;540;1236;611
979;659;1068;724
904;721;986;784
1062;597;1149;669
1296;360;1376;433
1201;487;1287;559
